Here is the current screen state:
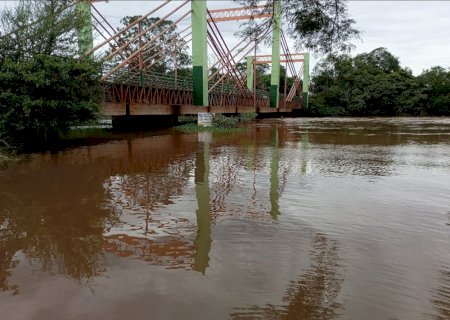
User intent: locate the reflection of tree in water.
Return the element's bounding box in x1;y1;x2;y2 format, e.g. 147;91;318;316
0;203;110;293
0;126;308;292
231;233;344;320
102;157;198;270
208;128;294;221
0;211;22;294
104;157;194;231
0;156;114;294
209;151;241;218
429;266;450;320
103;234;196;270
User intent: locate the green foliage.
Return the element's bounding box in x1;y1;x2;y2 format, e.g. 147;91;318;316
176;121;240;133
0;55;101;148
0;0;80;61
213;114;240;129
235;0;360;54
0;0;102;150
308;48;450;116
239;112;258;123
176;113;256;133
416;67;450;116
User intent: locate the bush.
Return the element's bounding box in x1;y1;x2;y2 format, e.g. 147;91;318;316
213;114;239;129
0;55;102;149
238;112;257;123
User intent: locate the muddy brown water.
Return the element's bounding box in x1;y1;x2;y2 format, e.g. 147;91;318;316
0;117;449;320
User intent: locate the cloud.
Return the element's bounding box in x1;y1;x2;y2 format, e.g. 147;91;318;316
349;1;450;74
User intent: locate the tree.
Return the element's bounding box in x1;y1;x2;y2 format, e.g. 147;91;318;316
308;48;425;116
0;1;102;149
234;0;360;54
0;0;80;61
417;67;450;116
103;16;191;75
0;55;101;148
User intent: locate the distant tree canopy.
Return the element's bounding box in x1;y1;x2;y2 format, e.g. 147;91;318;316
104;16;191;77
0;0;80;61
308;48;450;116
0;0;101;150
235;0;360;54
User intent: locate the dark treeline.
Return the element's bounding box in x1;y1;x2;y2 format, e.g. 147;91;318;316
307;48;450;116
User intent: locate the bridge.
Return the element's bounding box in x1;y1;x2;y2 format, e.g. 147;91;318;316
77;0;309;121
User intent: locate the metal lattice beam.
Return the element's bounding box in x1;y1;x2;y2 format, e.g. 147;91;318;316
207;5;272;22
252;54;305;64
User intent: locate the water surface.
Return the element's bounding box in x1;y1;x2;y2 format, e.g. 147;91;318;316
0;117;449;320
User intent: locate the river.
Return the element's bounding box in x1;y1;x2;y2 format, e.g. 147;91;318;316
0;117;449;320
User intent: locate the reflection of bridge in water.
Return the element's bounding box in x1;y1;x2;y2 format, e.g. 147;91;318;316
0;123;306;293
100;123;299;273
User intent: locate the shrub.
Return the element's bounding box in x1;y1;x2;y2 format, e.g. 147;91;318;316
238;112;257;123
0;55;101;149
213;114;239;129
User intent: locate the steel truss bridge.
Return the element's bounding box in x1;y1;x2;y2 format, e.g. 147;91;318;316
77;0;310;117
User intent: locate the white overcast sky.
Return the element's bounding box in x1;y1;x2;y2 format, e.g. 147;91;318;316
1;0;449;75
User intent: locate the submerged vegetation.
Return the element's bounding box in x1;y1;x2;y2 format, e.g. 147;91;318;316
176;113;258;133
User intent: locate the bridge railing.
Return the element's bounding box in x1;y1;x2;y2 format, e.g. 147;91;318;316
102;66;271;97
101;67;194;91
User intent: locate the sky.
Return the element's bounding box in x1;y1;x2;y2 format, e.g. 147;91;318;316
1;0;449;75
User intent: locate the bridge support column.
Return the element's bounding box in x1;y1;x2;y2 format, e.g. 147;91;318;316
247;56;254;91
302;52;310;109
270;1;282;108
192;0;209;106
76;0;94;57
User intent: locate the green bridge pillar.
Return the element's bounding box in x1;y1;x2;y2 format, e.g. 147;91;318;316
192;0;208;106
303;52;310;109
76;0;94;57
270;1;282;108
247;56;254;91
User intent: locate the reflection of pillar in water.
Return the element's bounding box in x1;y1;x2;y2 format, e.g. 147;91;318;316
270;125;280;219
301;130;309;174
193;142;212;273
127;138;133;160
246;144;255;171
